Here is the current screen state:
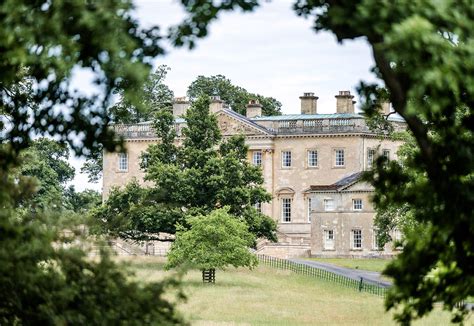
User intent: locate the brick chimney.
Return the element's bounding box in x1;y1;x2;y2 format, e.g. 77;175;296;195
335;91;356;113
172;97;190;117
209;96;225;114
300;92;318;115
246;99;262;118
380;101;391;115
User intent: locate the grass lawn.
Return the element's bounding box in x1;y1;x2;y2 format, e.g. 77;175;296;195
120;256;457;326
304;258;391;273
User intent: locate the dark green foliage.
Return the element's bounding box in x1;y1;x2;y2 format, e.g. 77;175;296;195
65;186;102;214
0;0;217;323
110;65;175;124
95;95;276;242
372;131;420;249
358;85;395;135
92;179;183;238
0;207;185;325
141;108;179;168
0;0;166;166
166;208;258;273
0;156;185;324
293;0;474;323
80;149;104;184
27;138;75;185
187;75;281;116
182;96;221;154
14;138;75;209
81;66;174;183
170;0;474;323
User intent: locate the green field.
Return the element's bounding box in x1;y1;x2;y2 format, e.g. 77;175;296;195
122;257;457;325
305;258;391;273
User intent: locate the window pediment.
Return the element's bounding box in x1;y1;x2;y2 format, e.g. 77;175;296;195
276;187;295;197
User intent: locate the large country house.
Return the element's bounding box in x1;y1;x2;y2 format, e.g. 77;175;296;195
103;91;406;258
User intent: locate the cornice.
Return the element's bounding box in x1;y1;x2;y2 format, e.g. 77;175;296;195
122;131;390;142
306;189;373;194
124;138;159;143
274;132;386;139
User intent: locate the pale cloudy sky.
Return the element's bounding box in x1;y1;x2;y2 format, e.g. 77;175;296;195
69;0;378;192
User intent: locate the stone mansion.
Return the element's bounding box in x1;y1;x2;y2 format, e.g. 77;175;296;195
103;91;406;258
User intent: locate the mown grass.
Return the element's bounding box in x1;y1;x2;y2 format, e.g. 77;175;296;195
117;256;459;325
305;257;391;273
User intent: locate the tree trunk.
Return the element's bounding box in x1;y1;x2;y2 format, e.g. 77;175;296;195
201;268;216;283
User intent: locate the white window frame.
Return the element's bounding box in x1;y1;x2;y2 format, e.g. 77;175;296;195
307;150;318;168
281;151;292;168
351;229;362;249
392;229;403;250
281;198;292;223
367;148;376;169
323;199;334;211
252;150;262;167
372;229;381;251
383;149;390;160
254;201;262;213
353;199;363;211
323;229;335;250
118;153;128;171
335;149;345;167
307;197;313;222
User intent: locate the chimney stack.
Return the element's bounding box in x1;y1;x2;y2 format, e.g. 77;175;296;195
209;96;225;114
335;91;355;113
300;92;318;115
380;101;391;115
246;99;262;118
172;97;190;117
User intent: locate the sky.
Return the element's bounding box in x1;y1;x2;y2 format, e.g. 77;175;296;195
69;0;378;192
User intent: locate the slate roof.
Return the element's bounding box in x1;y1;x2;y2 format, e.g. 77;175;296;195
170;110;404;125
223;109;274;135
250;113;362;121
307;172;365;192
251;112;405;122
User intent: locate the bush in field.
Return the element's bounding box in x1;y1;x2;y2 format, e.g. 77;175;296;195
166;208;258;282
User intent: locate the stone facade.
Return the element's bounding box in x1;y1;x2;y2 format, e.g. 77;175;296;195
103;91;406;258
308;173;400;257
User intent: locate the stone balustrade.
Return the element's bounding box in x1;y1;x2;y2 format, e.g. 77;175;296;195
113;116;391;139
113;123;156;138
257;116;376;135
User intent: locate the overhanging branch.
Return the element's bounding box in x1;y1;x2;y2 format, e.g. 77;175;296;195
372;46;436;177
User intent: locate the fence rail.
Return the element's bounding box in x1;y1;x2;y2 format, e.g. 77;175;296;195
257;254;388;297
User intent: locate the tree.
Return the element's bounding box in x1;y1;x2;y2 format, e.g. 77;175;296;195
170;0;474;323
109;65;174;124
12;138;101;214
166;208;258;282
187;75;281;116
14;138;75;209
0;1;168;166
294;2;474;324
81;65;174;183
65;186;102;214
0;202;186;325
94;96;277;242
0;0;211;323
370;130;418;248
80;149;104;184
